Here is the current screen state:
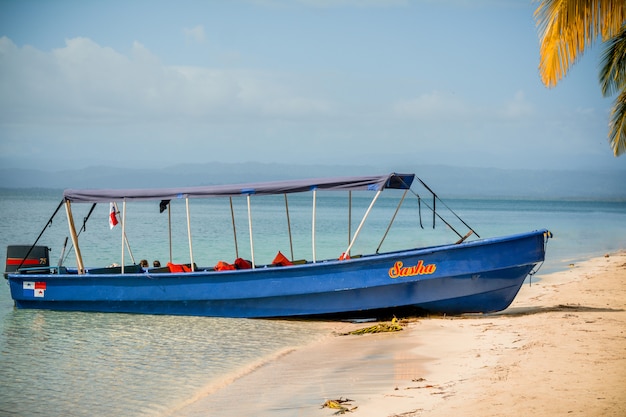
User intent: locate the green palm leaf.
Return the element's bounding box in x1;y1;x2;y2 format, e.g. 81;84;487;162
535;0;626;156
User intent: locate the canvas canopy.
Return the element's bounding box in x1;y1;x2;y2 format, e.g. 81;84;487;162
63;173;415;203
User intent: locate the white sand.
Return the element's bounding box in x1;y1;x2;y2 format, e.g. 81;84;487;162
173;252;626;417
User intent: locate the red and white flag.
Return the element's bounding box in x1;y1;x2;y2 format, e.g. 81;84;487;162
23;281;46;298
109;202;119;229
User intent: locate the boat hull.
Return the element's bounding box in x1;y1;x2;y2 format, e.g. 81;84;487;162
6;230;549;317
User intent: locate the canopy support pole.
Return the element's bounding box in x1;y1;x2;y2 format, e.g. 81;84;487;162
115;202;136;272
230;197;239;259
247;195;255;268
376;190;407;253
312;189;317;263
168;203;172;263
343;190;382;258
284;194;294;260
65;200;84;274
348;191;352;252
120;201;126;273
186;198;195;271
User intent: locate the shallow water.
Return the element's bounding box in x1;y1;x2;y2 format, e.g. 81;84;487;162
0;189;625;416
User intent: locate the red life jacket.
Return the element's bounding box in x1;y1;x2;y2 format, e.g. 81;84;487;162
272;251;293;266
167;262;191;272
234;258;252;269
215;261;236;271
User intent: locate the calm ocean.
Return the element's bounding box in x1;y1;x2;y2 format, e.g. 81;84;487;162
1;188;625;417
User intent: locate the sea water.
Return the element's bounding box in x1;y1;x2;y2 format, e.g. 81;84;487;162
0;188;625;417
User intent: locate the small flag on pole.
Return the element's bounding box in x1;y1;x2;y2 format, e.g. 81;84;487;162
109;202;119;229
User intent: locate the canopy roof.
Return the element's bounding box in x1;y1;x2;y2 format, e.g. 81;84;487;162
63;173;415;203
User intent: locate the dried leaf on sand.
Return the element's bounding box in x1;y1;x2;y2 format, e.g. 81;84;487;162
342;317;404;335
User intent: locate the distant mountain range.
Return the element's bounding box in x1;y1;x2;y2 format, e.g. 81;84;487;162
0;162;624;200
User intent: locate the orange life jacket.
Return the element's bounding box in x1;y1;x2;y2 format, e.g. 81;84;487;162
167;262;191;272
234;258;252;269
215;261;236;271
272;251;293;266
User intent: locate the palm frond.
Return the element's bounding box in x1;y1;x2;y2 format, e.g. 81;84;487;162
534;0;626;87
600;25;626;97
608;90;626;156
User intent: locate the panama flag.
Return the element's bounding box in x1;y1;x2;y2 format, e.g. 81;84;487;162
23;281;46;297
109;202;119;229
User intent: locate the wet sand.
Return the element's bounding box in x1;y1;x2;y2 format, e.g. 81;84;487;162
175;252;626;417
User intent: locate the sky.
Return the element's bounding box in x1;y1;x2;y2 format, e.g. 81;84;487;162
1;0;624;173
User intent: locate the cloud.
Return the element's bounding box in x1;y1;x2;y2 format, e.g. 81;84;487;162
392;91;472;121
0;36;331;126
499;90;534;119
1;37;155;123
0;32;617;172
183;25;206;44
392;89;539;125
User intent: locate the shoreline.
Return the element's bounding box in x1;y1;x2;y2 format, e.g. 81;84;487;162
174;252;626;417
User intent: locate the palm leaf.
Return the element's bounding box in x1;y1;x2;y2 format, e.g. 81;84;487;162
535;0;626;88
600;25;626;97
608;90;626;156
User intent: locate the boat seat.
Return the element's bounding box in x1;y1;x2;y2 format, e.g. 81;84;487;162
147;266;171;274
88;264;144;274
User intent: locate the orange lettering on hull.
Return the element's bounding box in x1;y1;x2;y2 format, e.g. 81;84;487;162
388;260;437;279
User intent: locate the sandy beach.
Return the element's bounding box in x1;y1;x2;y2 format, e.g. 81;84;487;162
175;252;626;417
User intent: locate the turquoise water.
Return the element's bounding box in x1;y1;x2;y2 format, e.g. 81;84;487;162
1;188;625;417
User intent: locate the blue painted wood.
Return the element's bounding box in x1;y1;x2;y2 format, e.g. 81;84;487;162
7;229;549;317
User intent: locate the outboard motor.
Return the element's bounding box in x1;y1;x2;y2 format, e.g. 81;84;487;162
4;245;50;278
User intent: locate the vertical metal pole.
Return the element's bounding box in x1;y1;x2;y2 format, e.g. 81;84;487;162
348;191;352;248
114;201;136;271
121;200;126;273
312;189;317;263
168;203;172;263
247;195;255;268
186;198;195;271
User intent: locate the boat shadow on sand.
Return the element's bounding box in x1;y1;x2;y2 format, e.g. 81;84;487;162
305;304;624;322
485;304;624;317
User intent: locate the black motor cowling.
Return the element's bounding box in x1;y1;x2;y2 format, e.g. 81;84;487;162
4;245;50;278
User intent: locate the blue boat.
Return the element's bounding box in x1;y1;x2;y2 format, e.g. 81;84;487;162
4;173;551;317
